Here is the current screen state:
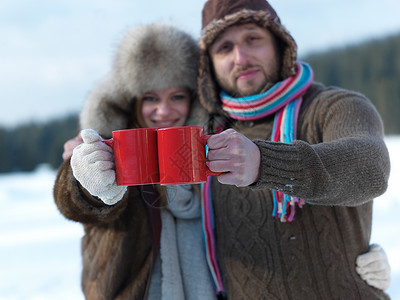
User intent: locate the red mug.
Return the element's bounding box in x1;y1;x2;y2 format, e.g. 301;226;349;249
157;126;219;184
103;128;159;186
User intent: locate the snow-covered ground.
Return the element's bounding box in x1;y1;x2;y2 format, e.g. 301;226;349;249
0;137;399;299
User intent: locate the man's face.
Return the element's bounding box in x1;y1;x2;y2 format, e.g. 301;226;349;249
209;23;280;97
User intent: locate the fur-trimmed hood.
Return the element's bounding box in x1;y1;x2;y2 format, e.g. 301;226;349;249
79;23;203;138
198;0;298;114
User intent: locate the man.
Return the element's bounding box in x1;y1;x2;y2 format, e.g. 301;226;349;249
200;0;391;298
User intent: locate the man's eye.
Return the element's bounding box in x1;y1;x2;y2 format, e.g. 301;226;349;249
248;36;259;42
218;43;231;53
171;94;186;101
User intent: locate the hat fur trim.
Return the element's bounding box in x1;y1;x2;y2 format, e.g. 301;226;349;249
114;23;199;97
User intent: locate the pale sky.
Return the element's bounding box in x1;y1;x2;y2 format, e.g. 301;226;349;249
2;0;400;127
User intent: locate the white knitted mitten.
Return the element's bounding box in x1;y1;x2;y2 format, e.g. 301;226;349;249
71;129;127;205
356;244;391;291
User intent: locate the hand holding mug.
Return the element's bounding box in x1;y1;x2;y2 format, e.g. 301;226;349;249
71;129;127;205
206;128;261;187
85;126;221;187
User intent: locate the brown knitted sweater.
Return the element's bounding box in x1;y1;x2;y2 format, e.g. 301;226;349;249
54;162;154;299
209;82;390;299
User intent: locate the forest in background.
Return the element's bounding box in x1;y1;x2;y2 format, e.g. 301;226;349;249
0;115;78;173
1;32;399;173
304;32;400;134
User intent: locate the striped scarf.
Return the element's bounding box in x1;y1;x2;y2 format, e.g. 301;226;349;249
201;61;313;296
220;61;313;122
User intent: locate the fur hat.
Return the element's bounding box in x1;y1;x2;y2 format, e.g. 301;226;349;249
113;23;200;97
80;23;200;138
198;0;297;114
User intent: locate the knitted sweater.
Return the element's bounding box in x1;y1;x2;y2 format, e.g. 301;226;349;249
208;82;390;299
54;164;154;299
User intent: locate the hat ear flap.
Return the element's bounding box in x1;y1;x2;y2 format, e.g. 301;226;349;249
198;51;221;114
265;16;297;79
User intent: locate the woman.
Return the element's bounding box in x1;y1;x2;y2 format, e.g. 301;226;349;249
54;23;214;300
54;23;390;299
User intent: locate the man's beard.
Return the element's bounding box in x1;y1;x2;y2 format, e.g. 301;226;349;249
217;63;280;98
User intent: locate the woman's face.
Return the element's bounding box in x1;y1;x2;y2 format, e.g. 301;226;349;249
141;87;191;128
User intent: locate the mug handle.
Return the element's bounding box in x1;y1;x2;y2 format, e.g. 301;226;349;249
102;138;114;148
203;135;222;177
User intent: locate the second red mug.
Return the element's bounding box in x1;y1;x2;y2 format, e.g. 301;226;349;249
157;126;218;184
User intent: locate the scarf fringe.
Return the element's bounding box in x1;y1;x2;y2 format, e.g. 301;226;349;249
271;98;306;222
201;179;226;297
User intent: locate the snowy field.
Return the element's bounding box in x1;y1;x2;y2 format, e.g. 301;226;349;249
0;137;399;299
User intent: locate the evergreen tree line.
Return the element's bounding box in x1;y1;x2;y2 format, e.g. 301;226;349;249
303;32;400;134
1;32;399;173
0;115;79;173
